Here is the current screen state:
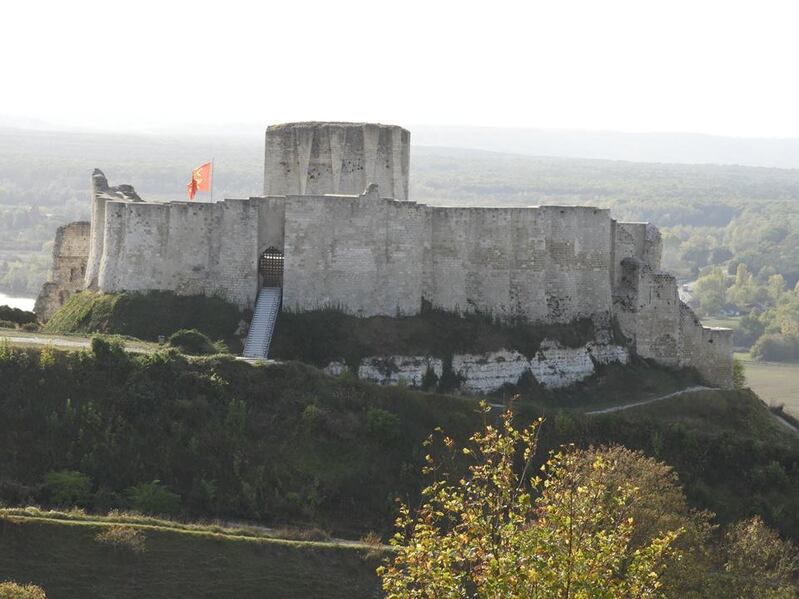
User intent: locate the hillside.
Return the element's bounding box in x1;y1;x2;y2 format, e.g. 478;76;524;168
1;342;797;543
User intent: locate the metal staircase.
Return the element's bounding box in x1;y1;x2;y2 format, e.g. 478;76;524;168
243;287;281;359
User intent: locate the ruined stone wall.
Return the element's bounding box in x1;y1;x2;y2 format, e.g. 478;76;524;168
614;258;682;367
680;304;734;388
611;222;662;287
614;258;734;388
34;221;91;320
425;206;613;323
84;169;142;289
264;122;410;202
281;186;426;316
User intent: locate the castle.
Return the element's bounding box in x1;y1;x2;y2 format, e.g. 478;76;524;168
35;121;733;389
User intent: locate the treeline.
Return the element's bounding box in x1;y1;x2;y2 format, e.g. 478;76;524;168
691;263;799;359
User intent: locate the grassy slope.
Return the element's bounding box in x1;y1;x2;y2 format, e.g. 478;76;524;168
0;510;382;599
736;351;799;416
572;389;799;529
43;291;244;347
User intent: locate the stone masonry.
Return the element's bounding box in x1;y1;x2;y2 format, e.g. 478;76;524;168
34;221;91;320
35;121;734;389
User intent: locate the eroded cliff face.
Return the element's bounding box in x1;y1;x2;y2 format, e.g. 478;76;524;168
323;340;632;393
34;221;91;321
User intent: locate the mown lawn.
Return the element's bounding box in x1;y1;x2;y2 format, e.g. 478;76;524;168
736;352;799;416
701;315;741;330
0;509;383;599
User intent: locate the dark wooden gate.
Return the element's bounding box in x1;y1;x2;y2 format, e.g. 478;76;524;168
259;247;284;287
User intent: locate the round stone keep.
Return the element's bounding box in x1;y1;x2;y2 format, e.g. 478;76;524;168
263;122;410;201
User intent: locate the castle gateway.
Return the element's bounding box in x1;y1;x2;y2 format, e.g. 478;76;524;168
35;121;733;388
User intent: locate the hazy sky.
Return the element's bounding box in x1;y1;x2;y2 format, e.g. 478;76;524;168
3;0;798;137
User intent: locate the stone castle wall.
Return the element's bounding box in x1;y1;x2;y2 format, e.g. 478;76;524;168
281;194;619;324
34;221;91;320
97;198;265;308
282;185;427;315
614;257;734;387
680;304;734;388
425;205;613;322
36;121;733;390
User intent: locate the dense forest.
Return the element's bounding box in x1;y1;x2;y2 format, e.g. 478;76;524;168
2;126;799;352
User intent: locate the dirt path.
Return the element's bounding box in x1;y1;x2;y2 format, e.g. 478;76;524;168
0;330;153;353
0;330;279;364
584;386;717;415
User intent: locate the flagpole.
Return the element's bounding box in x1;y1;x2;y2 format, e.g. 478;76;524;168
210;157;215;203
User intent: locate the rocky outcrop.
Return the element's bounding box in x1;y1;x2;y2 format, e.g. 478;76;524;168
357;356;443;387
329;341;631;393
452;350;530;394
529;341;596;389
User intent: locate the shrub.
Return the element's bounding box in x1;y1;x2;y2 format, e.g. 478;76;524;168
19;323;39;332
168;329;217;355
44;470;92;506
0;305;37;325
366;408;401;441
38;345;56;369
90;335;126;363
94;525;146;553
732;359;746;389
420;366;439;391
0;320;16;329
0;582;47;599
125;481;181;515
752;334;799;362
360;531;385;560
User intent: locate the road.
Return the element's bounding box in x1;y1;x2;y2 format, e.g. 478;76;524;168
584;386;716;415
0;330;154;353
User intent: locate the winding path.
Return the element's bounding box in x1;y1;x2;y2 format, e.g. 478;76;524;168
584;386;716;415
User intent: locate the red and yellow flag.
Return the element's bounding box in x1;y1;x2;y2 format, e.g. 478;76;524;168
187;162;212;200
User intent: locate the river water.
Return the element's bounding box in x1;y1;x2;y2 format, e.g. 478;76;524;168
0;292;36;312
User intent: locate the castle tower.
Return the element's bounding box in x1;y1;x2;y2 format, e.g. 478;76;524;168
264;122;410;201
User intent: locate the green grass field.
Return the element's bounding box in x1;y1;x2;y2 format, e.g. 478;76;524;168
736;352;799;416
701;316;741;330
0;508;383;599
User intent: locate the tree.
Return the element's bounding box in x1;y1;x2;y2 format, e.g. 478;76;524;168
721;517;798;599
379;410;680;598
125;481;181;515
732;359;747;390
44;470;92;507
768;274;787;303
693;268;728;315
727;264;757;308
0;582;47;599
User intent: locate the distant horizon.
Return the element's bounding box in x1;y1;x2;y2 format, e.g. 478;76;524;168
5;113;799;143
5;115;799;171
